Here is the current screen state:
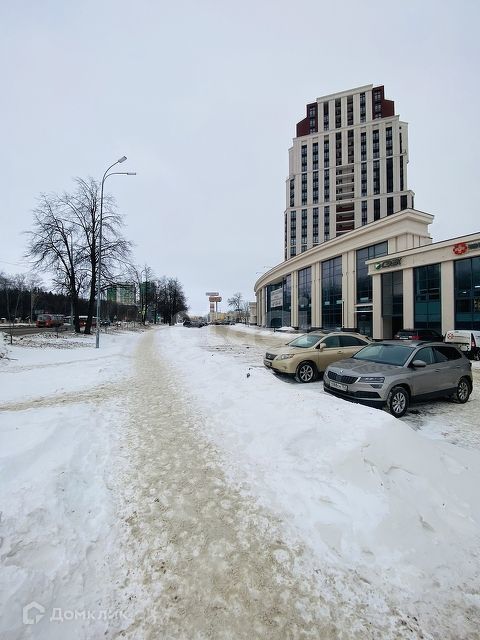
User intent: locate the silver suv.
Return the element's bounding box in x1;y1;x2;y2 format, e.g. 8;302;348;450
323;341;473;418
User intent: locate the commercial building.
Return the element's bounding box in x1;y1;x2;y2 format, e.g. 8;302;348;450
255;85;480;337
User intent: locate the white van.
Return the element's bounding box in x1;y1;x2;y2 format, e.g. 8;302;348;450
444;329;480;360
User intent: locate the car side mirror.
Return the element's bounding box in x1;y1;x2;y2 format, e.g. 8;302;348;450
318;343;325;350
411;359;427;368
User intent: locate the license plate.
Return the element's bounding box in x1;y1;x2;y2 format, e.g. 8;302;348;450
330;380;347;391
264;360;272;368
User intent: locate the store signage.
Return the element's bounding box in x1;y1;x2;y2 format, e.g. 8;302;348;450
270;288;283;308
209;296;222;303
205;291;219;296
453;241;480;255
374;257;402;270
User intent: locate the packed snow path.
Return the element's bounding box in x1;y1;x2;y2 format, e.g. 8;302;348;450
111;330;430;639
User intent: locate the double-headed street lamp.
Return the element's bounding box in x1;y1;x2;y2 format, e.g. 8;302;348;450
95;156;136;348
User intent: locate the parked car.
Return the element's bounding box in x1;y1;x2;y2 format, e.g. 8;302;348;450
444;329;480;360
393;328;443;341
264;331;371;383
323;341;473;418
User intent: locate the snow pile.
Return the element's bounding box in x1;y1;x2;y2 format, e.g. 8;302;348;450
0;331;142;638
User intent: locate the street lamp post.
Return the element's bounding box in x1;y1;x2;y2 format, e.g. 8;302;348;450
95;156;136;348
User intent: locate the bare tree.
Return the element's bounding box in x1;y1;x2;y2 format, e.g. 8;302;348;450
227;292;244;318
26;194;83;332
26;178;132;334
59;178;131;334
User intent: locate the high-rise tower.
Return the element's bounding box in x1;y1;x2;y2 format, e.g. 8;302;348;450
285;84;415;259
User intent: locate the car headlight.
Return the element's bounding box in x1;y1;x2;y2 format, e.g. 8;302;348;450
358;376;385;383
277;354;294;360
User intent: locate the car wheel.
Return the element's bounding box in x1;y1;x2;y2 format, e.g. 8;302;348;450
452;377;471;403
295;362;317;383
387;386;409;418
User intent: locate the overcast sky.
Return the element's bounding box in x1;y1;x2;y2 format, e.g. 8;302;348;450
1;0;479;314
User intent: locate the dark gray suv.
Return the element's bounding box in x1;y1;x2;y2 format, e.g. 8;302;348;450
323;341;473;418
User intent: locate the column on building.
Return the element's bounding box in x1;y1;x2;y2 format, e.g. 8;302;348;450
441;261;455;331
402;267;414;329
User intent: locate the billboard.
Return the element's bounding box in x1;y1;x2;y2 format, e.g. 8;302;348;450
209;296;222;303
205;291;219;296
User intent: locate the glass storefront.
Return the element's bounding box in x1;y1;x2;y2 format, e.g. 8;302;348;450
266;275;292;328
455;256;480;329
297;267;312;330
321;257;342;329
356;242;388;303
414;263;441;329
356;242;387;336
382;271;403;338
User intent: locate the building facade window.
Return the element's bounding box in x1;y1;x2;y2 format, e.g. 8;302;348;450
360;92;366;122
386;126;393;156
386;157;393;193
298;267;312;330
301;173;307;205
374;198;380;220
313;171;319;203
382;271;404;337
454;256;480;329
361;162;367;197
324;169;330;201
414;264;441;329
324;137;330;167
356;242;388;304
372;129;380;159
347;95;353;126
308;105;317;133
400;156;404;191
360;132;366;161
289;177;295;207
335;132;342;166
323;102;329;131
324;205;330;240
301;209;307;251
373;160;380;195
387;196;394;215
400;194;408;210
335;98;341;129
313;207;319;244
301;144;307;172
312;142;318;170
348;129;354;164
361;200;367;225
321;256;342;329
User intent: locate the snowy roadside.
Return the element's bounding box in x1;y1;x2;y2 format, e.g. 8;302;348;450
157;324;480;637
0;329;144;639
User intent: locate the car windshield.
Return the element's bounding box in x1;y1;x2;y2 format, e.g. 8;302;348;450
287;333;325;349
353;343;413;366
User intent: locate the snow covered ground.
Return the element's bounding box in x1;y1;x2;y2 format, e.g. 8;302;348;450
1;325;479;639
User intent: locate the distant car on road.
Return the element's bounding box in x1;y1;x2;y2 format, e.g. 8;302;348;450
36;313;64;328
324;340;473;418
393;328;443;341
264;331;371;383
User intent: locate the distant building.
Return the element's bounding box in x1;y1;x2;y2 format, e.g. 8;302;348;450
106;283;136;306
